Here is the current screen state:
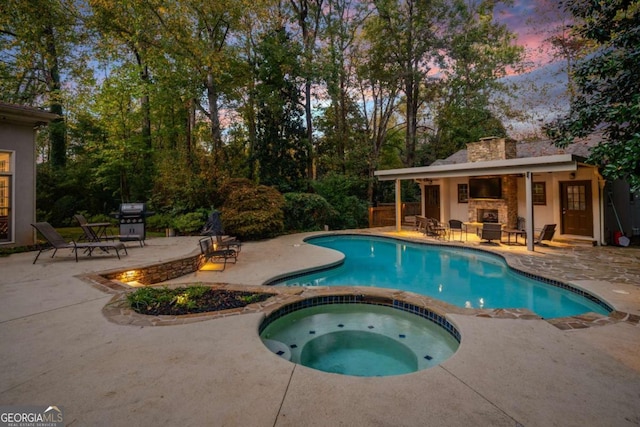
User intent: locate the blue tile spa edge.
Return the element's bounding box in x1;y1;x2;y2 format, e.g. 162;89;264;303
259;295;462;344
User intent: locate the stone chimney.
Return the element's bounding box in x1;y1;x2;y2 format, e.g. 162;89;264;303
466;136;519;228
467;137;517;162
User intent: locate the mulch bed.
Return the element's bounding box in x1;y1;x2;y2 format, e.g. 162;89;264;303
129;288;273;316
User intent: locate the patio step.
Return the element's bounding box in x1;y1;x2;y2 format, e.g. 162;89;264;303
553;237;598;247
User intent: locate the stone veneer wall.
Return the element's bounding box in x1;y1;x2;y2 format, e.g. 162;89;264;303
466;137;519;228
103;253;205;285
467;176;518;228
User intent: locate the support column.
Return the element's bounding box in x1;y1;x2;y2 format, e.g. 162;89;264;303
525;171;534;251
395;179;402;232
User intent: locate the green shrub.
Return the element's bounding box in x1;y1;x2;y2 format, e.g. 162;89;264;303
221;184;285;240
283;192;338;232
313;174;369;229
173;212;206;235
146;213;174;231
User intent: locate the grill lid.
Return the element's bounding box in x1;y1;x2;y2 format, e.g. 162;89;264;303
120;203;146;213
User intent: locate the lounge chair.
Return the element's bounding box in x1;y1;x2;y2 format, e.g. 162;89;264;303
214;234;242;255
74;214;144;247
535;224;556;245
31;222;128;264
480;223;502;243
201;211;241;253
198;236;237;271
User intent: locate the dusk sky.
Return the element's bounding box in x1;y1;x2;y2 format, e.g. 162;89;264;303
494;0;574;136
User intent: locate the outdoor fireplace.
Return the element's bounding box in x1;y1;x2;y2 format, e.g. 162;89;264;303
478;209;499;223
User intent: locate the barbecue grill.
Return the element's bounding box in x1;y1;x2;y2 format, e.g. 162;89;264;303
117;203;153;240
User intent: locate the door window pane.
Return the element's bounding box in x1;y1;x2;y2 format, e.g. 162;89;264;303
567;185;586;211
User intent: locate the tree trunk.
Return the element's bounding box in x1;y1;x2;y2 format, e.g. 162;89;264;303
43;24;65;169
404;74;419;167
207;73;223;152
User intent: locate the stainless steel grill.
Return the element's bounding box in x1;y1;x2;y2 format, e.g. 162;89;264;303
118;203;152;240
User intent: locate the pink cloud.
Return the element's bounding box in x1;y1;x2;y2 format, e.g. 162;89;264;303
495;0;574;67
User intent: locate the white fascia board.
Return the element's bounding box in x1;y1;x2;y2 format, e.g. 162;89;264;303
375;154;584;181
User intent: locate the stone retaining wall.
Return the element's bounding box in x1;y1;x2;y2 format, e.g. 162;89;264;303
102;253;205;285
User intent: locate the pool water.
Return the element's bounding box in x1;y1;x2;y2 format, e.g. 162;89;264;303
277;235;610;319
260;304;459;376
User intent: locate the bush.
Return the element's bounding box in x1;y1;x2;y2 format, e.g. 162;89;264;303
313;174;369;229
283;192;338;232
173;212;206;235
221;184;285;240
146;213;174;231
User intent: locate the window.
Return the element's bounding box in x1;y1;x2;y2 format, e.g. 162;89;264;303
0;152;11;242
458;183;468;203
533;182;546;205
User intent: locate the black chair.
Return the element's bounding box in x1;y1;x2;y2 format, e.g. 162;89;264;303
198;236;237;271
426;218;448;240
448;219;466;241
480;223;502;243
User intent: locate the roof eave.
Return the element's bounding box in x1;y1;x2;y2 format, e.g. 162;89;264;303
0;104;59;125
375;154;594;181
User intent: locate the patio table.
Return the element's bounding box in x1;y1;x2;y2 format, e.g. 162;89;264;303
503;228;526;245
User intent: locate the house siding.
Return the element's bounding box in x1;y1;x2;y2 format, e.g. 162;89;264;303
0;121;37;246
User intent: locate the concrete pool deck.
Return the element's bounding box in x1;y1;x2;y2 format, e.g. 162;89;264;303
1;229;639;426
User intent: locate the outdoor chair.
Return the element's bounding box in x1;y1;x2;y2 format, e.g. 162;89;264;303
535;224;556;245
480;223;502;243
198;236;237;271
31;222;128;264
201;211;241;253
448;219;466;241
426;218;448;240
74;214;144;247
214;234;242;255
415;216;428;235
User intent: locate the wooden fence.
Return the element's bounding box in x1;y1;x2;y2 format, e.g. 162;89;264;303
368;202;421;228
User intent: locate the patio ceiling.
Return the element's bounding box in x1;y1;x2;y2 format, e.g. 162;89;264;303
375;154;594;181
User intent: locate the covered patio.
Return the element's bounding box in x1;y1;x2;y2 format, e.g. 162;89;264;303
375;137;605;251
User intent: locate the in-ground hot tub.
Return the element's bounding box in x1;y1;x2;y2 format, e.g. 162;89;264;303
259;296;460;377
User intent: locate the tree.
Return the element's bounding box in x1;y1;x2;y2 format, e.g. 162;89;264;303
352;25;402;202
0;0;88;169
430;0;523;158
547;0;640;191
367;0;444;168
318;0;370;176
289;0;324;179
252;27;309;192
528;0;592;103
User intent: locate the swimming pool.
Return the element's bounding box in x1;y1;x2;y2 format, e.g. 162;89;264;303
274;235;611;319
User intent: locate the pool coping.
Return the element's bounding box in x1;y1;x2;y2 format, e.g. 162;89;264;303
276;233;615;314
92;231;638;330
